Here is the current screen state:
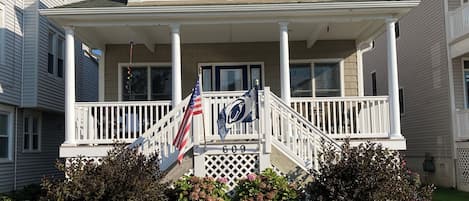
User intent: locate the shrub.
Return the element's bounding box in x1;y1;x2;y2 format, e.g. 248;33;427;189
41;144;169;201
0;184;42;201
306;140;434;201
170;175;230;201
233;168;301;201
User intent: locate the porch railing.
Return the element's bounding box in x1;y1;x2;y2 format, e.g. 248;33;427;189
449;3;469;41
456;109;469;140
75;101;172;144
291;96;390;139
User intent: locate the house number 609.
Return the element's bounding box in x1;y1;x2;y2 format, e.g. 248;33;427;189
222;145;246;153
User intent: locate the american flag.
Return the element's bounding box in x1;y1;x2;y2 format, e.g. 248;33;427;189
172;79;203;164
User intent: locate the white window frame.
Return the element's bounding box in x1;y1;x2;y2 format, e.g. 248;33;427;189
290;58;345;97
371;71;377;96
0;3;5;65
22;111;42;153
462;58;469;109
47;26;64;79
399;87;405;116
118;62;172;101
0;104;14;162
197;62;265;91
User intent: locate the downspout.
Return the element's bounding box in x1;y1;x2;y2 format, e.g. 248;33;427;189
14;107;18;191
357;41;374;96
443;0;458;189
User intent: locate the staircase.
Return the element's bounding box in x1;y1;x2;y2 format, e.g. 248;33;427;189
130;87;341;186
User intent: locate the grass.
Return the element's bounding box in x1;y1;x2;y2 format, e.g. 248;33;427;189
433;187;469;201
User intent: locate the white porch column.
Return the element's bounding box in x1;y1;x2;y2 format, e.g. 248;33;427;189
171;24;182;106
279;22;291;103
64;26;76;144
386;18;403;139
98;50;105;102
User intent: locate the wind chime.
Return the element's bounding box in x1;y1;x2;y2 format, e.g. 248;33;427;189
125;41;134;100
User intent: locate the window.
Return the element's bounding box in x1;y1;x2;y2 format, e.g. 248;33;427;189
371;72;377;96
395;21;400;39
23;112;41;152
290;61;342;97
120;64;172;101
399;88;405;115
47;32;55;74
0;106;13;161
464;60;469;108
57;37;64;78
200;63;263;91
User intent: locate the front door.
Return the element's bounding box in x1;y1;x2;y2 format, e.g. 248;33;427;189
201;63;263;91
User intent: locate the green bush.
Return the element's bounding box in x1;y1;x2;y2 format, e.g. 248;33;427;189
170;175;230;201
306;140;434;201
41;145;169;201
233;168;301;201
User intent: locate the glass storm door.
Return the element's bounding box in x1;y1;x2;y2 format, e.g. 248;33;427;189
215;66;248;91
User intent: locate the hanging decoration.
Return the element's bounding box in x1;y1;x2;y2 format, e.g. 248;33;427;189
125;41;134;99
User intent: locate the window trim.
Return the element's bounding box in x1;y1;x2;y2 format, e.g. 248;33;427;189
371;71;377;96
399;87;405;116
22;111;42;153
47;26;65;79
0;104;14;163
462;58;469;109
290;58;345;97
118;62;172;101
197;62;265;91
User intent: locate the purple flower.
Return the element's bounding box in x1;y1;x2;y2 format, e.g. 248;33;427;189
247;173;257;181
217;177;228;184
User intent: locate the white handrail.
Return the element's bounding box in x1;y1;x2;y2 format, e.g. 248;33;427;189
269;92;341;171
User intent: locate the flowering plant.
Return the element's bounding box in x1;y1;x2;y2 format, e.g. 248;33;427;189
172;175;230;201
233;169;301;201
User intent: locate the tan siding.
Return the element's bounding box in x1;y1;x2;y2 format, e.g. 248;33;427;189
363;0;454;186
105;40;358;101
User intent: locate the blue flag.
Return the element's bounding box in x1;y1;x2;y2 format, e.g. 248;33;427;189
217;88;258;141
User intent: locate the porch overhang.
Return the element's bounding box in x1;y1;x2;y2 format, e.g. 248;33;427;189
40;1;419;49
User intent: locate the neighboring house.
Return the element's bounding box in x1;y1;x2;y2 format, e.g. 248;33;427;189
0;0;98;192
40;0;419;187
363;0;469;192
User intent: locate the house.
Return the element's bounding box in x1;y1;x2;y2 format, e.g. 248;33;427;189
0;0;98;192
40;0;419;187
363;0;469;192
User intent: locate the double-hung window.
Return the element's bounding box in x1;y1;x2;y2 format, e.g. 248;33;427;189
47;29;64;77
0;105;13;161
120;64;172;101
290;60;342;97
23;111;41;152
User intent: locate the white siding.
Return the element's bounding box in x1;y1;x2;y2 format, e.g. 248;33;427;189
363;0;454;186
22;0;39;107
0;0;23;106
448;0;461;11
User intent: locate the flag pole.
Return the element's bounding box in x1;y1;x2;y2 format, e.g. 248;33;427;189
199;67;208;151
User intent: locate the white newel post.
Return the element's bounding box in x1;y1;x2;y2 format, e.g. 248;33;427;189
64;26;76;144
171;24;182;106
279;22;291;104
386;18;403;139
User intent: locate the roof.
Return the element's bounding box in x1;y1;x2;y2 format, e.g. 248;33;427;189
58;0;405;9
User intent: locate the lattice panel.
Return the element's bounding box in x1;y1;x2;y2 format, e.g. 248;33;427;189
204;154;259;189
65;157;103;167
457;148;469;185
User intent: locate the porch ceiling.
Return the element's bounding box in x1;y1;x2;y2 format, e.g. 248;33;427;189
40;1;420;49
75;20;383;49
